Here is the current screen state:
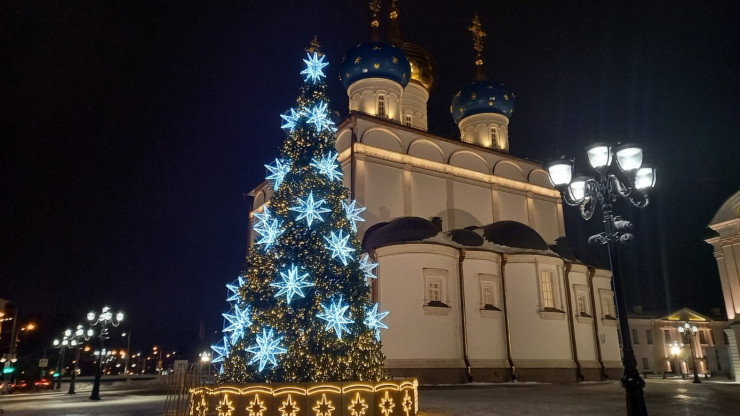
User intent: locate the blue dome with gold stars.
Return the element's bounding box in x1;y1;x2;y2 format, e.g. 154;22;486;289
450;81;515;124
339;42;411;89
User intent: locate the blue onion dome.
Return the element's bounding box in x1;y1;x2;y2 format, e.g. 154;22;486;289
450;81;515;124
339;42;411;89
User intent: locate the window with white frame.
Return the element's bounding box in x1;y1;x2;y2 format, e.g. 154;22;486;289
573;284;590;318
377;94;386;117
540;271;555;309
600;291;616;319
423;268;449;307
478;273;500;311
404;114;412;127
490;126;498;147
576;294;587;315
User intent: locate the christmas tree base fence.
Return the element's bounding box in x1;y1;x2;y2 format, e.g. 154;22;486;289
189;379;418;416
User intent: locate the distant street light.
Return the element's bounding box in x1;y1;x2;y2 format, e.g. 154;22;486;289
86;306;123;400
547;142;656;416
678;322;702;383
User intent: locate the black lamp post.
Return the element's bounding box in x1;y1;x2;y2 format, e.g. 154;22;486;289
86;306;123;400
547;142;656;416
678;321;702;383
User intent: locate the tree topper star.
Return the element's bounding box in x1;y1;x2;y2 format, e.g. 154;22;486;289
300;52;329;84
270;264;314;304
289;191;331;228
317;295;354;340
246;328;287;372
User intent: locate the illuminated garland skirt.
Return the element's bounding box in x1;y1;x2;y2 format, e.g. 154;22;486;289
190;379;418;416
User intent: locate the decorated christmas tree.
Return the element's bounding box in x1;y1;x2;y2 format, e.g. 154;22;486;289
214;38;388;383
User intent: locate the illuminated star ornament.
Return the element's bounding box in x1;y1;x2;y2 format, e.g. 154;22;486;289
289;191;331;227
323;230;354;266
211;335;230;364
253;207;284;250
280;108;304;133
348;393;368;416
225;275;245;303
246;328;288;372
342;199;365;232
300;52;329;84
317;296;354;339
307;101;336;133
247;394;266;416
310;152;343;182
223;304;252;344
217;394;235;416
364;303;389;341
265;158;291;190
359;254;378;280
312;394;335;416
270;264;314;304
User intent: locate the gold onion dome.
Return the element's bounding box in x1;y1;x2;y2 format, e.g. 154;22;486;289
387;0;435;92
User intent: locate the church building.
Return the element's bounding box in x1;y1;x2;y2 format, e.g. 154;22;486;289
248;2;623;383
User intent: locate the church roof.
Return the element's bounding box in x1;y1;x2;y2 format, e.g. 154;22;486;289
710;189;740;226
362;216;439;250
481;221;548;250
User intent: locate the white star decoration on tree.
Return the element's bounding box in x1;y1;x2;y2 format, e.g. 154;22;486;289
270;264;314;304
342;199;365;232
310;152;343;182
364;303;389;341
253;207;283;250
225;275;245;303
300;52;329;84
323;230;354;266
289;191;331;227
307;101;336;133
265;158;291;191
223;304;252;344
211;335;230;364
317;295;354;339
280;108;304;133
246;328;287;372
359;254;379;281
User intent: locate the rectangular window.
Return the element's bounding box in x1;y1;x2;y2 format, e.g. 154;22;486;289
423;268;448;307
576;294;587;315
600;294;615;318
632;329;639;344
664;329;671;343
642;358;649;370
540;271;554;308
490;127;498;147
405;114;412;127
646;330;653;345
699;331;708;345
428;280;441;302
377;94;386;117
482;285;494;306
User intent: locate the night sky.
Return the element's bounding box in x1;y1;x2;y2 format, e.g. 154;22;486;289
3;0;739;356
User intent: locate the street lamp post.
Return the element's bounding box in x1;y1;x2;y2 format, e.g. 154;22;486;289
547;143;656;416
86;306;123;400
678;322;702;383
66;324;93;394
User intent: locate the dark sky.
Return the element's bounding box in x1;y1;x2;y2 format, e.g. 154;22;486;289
2;0;739;355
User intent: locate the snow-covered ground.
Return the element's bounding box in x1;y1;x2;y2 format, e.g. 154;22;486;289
0;378;738;415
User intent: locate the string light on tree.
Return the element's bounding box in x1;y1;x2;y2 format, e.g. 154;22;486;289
310;152;343;182
246;328;288;372
317;296;354;340
270;264;314;304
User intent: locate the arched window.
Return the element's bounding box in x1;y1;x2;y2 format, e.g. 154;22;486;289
490;126;498;148
377;94;386;117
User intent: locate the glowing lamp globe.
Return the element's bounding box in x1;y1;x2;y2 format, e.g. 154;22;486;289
634;165;656;190
567;176;590;204
585;143;612;170
546;158;574;187
615;143;643;172
87;312;96;321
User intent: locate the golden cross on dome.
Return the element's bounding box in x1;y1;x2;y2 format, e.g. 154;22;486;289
469;14;486;67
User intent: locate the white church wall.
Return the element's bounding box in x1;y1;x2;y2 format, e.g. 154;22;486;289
376;244;463;368
363;162;404;225
462;251;508;367
567;264;598;363
409;171;447;226
407;138;445;163
452;181;493;228
505;256;573;366
532;198;561;243
497;191;529;226
592;269;622;368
